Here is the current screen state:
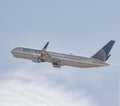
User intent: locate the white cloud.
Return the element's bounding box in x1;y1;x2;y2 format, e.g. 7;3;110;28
0;67;99;106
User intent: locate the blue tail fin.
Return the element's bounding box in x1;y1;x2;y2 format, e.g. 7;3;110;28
92;40;115;61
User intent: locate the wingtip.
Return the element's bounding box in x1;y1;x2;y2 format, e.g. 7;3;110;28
110;40;115;43
46;42;50;45
43;42;50;49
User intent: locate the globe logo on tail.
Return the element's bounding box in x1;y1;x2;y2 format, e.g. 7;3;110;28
93;49;106;61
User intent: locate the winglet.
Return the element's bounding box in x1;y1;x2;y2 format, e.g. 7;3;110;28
43;42;49;49
92;40;115;61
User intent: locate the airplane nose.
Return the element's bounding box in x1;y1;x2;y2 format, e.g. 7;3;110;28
11;49;16;54
11;50;14;54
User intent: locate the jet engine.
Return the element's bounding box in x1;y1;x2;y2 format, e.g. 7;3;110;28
32;55;42;63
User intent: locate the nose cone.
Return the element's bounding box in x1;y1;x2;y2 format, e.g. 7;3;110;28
11;48;18;55
11;49;14;54
11;49;15;54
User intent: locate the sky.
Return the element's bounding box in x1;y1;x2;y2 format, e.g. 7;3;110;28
0;0;120;106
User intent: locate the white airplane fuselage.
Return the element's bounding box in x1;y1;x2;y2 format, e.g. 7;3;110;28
11;47;108;68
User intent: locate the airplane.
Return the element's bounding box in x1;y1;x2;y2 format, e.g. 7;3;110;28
11;40;115;68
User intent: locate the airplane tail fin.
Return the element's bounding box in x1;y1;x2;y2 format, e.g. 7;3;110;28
92;40;115;62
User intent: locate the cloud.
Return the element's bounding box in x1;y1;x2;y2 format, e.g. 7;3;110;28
0;67;99;106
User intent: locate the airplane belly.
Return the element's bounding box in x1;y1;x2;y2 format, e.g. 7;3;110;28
60;59;95;68
12;52;33;60
65;62;95;68
61;59;108;68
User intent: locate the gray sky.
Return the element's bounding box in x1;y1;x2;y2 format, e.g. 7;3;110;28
0;0;120;106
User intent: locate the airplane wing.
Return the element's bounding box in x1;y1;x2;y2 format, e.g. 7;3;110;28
41;42;61;68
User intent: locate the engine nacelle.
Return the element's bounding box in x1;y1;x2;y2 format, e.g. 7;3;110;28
32;55;41;63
